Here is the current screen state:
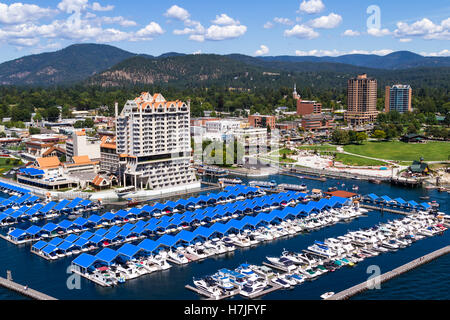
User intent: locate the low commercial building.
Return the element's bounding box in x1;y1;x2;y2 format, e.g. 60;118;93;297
301;114;334;132
248;114;276;130
297;100;322;116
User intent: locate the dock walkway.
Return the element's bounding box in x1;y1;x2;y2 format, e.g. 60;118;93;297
327;245;450;300
0;277;57;300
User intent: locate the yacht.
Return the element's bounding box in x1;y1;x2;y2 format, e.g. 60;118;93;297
266;256;297;272
321;292;335;300
239;278;268;297
168;251;189;264
307;241;336;258
271;276;291;289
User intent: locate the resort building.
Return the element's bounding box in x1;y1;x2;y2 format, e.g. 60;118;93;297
100;136;121;177
116;92;199;191
24;134;66;158
345;74;378;125
385;85;412;113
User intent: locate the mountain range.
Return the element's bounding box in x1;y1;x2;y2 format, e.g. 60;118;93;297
0;44;449;88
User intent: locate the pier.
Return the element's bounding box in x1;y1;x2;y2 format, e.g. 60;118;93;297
327;245;450;300
0;275;57;300
360;204;412;215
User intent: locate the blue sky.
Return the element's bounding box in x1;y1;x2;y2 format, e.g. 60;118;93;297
0;0;449;62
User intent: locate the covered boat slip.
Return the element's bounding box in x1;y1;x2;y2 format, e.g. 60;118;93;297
4;185;263;244
69;195;354;286
0;197;97;228
37;193;350;262
0;181;31;196
362;194;432;212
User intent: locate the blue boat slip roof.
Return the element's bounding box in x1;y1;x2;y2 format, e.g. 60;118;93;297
394;198;407;205
118;229;132;238
366;194;379;201
102;212;116;221
26;225;42;235
88;215;102;224
10;210;25;219
381;195;394;203
72;253;97;269
79;231;94;239
48;237;64;246
65;234;79;243
39;201;57;213
73;238;89;247
26;196;40;203
26;203;44;213
73;217;88;227
108;225;122;234
157;234;177;247
58;241;75;251
19;168;45;176
2;208;15;215
88;235;104;245
8;228;26;238
41;223;59;232
94;228;108;236
138;239;158;253
0;213;9;221
103;231;119;240
420;202;431;209
32;240;48;250
58;220;74;230
42;244;58;255
14;194;32;205
67;198;83;209
408;200;419;207
96;248;119;264
117;243;141;259
53;199;71;211
79;199;92;207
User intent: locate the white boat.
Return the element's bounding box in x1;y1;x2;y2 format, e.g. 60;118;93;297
320;292;335;299
307;242;336;257
266;256;297;272
240;278;268;297
168;251;189;264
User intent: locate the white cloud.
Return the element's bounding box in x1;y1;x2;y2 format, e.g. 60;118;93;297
212;14;239;26
367;28;392;37
102;16;137;27
136;22;164;38
0;2;56;25
342;29;360;37
57;0;88;13
420;49;450;57
274;17;294;26
91;2;114;12
164;5;190;21
264;21;274;29
295;49;394;57
284;24;319;39
189;34;205;42
255;45;269;56
394;18;450;40
298;0;325;14
399;38;412;43
309;13;342;29
205;24;247;41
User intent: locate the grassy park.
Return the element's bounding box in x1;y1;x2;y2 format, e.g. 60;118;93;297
343;141;450;162
0;157;23;174
334;153;388;167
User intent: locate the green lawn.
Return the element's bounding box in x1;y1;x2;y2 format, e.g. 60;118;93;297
335;154;388;167
344;141;450;162
0;157;23;174
297;145;338;152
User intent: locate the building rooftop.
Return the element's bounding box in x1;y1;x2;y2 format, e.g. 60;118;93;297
36;157;61;169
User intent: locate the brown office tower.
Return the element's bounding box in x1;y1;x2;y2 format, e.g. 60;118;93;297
345;74;378;125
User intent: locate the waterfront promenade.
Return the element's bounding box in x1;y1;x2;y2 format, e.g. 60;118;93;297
0;276;57;300
327;245;450;300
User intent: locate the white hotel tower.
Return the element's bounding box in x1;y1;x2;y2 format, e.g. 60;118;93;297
116;92;199;192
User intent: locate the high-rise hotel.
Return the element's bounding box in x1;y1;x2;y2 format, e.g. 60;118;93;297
345;74;378;125
116;92;199;191
385;84;412;113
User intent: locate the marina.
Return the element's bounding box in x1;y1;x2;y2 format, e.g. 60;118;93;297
0;276;57;300
0;172;448;300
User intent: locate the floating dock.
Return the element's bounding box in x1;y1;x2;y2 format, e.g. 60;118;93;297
0;276;57;300
327;245;450;300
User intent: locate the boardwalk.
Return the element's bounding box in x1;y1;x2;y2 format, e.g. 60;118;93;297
0;277;57;300
327;245;450;300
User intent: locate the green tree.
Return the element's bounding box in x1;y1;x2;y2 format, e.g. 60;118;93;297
372;130;386;141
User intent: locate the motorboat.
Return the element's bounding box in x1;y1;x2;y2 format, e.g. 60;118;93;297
266;256;297;272
320;292;335;299
307;241;336;258
240;278;268;297
168;251;189;264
